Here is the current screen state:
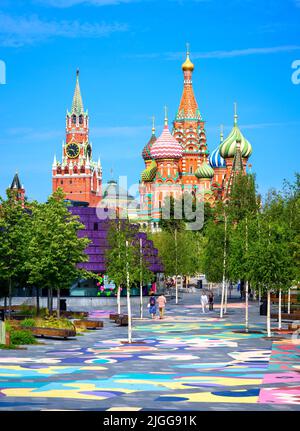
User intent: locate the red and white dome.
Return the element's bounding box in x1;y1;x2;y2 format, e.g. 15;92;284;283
150;124;183;160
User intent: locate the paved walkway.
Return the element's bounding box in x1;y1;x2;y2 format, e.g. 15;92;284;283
0;292;300;411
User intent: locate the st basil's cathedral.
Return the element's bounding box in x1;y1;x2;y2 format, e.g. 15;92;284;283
139;47;253;224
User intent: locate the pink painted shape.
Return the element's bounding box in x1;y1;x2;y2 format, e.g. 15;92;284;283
259;386;300;405
262;372;300;384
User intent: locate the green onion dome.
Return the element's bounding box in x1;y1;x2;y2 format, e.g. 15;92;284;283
141;160;157;182
195;159;214;179
219;109;252;159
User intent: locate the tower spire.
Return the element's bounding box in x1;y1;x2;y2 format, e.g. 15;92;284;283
182;42;194;72
71;69;84;115
164;106;168;126
177;45;200;120
234;102;238;126
220;124;224;142
152;116;155;135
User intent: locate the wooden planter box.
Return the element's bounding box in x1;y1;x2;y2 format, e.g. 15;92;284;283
288;323;300;331
30;327;76;339
271;313;300;320
116;314;128;326
109;313;120;321
73;320;103;330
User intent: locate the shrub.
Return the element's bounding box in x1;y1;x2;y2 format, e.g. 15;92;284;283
35;317;75;330
10;330;37;345
20;305;36;316
5;321;12;332
20;318;36;328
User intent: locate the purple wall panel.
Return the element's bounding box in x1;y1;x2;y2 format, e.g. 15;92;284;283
69;207;163;274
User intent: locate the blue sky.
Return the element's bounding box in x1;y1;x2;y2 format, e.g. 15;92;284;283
0;0;299;202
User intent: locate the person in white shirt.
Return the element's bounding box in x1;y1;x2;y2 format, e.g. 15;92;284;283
200;291;209;314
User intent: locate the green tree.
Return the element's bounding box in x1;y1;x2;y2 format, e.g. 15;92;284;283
226;173;260;331
26;188;91;317
105;219;154;342
0;190;32;317
247;214;293;336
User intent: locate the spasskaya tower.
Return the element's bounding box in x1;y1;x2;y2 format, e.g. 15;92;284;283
52;70;102;206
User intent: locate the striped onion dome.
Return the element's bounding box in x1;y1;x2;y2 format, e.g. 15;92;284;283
209;147;226;168
142;133;156;160
150;120;183;160
195;159;214;179
219;109;252;159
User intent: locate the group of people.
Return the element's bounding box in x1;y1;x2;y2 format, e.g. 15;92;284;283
148;292;167;320
200;290;214;314
148;289;215;319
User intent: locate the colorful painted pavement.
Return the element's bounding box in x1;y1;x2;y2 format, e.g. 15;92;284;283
0;293;299;411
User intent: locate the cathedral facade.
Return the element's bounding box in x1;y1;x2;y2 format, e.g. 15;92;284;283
139;48;253;223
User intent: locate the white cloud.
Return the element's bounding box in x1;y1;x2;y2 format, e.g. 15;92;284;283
190;45;300;59
34;0;138;6
128;45;300;61
0;12;128;47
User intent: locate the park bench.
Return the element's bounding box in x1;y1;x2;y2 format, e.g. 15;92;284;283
115;314;128;326
30;326;76;339
73;319;103;330
288;322;300;331
109;313;120;321
271;312;300;320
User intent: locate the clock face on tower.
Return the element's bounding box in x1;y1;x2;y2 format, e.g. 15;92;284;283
66;142;80;158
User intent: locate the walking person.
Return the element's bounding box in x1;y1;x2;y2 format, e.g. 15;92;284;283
208;291;214;311
201;291;209;314
148;292;157;319
157;293;167;319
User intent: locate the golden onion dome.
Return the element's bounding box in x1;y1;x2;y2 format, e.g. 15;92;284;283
182;45;194;72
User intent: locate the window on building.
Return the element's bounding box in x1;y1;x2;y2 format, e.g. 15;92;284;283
94;223;98;231
190;166;193;173
72;115;76;124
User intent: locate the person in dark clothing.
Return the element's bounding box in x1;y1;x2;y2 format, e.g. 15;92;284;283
208;291;214;311
148;292;157;319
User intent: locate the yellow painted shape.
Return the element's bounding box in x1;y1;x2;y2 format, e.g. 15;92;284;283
177;376;262;386
167;391;258;403
107;407;142;411
2;388;107;401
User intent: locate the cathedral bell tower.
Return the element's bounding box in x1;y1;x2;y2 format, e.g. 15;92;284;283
52;70;102;206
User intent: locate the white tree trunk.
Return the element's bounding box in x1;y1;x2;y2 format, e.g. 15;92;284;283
267;290;271;338
224;283;228;314
139;238;143;319
127;287;132;344
258;287;261;304
117;286;121;315
126;240;132;344
175;276;178;304
220;277;225;318
245;281;249;333
288;288;291;315
140;283;143;319
278;289;282;330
